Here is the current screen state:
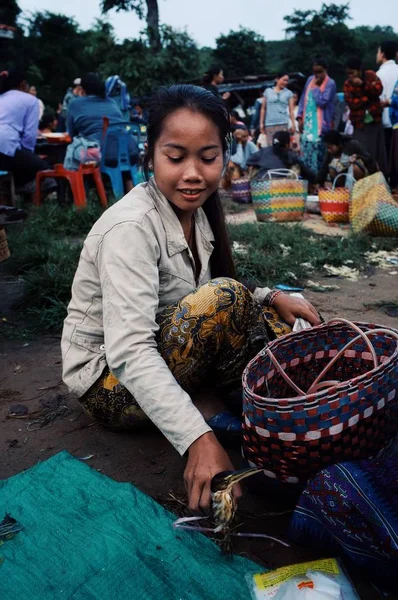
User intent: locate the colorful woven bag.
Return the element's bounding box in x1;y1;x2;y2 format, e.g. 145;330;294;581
251;169;307;222
230;178;252;204
318;172;354;224
242;319;398;483
350;172;398;236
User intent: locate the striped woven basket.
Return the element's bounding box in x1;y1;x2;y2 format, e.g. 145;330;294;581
242;319;398;483
350;172;398;236
230;178;252;204
251;169;307;222
319;173;354;224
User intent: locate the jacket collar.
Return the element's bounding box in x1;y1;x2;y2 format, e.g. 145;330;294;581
146;178;215;258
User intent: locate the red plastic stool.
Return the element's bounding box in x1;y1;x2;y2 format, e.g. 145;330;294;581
34;163;108;209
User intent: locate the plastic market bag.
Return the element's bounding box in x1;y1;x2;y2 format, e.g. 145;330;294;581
64;135;101;171
247;558;360;600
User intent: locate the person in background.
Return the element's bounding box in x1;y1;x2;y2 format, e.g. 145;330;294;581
344;57;387;175
260;73;296;147
38;112;58;134
246;130;315;182
385;77;398;192
250;93;263;140
62;78;82;118
297;58;337;172
376;40;398;186
67;72;139;191
29;85;44;119
0;69;54;192
230;110;245;131
105;75;131;120
288;91;300;151
131;100;148;125
229;126;257;174
316;130;376;187
202;66;230;100
55;102;66;132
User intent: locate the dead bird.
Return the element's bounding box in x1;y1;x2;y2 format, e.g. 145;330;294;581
211;467;263;554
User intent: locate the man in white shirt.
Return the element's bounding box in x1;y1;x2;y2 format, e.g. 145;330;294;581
376;40;398;183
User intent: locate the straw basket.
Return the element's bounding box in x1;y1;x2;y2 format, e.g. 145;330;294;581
350;172;398;236
319;173;354;224
251;169;307;222
242;319;398;483
230;178;252;204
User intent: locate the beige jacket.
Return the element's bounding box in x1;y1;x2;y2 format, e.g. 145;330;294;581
62;181;271;455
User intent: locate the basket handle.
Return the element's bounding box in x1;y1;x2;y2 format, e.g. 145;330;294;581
332;172;356;190
264;318;398;398
265;169;299;180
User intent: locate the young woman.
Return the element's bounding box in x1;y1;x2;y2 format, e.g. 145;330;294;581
297;58;336;172
62;85;320;513
202;66;230;101
0;69;51;190
260;73;296;147
344;57;387;176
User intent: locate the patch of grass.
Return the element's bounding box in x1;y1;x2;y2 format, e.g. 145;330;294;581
229;222;397;288
2;207;397;335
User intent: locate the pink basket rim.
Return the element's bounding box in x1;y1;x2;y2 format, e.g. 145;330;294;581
242;320;398;405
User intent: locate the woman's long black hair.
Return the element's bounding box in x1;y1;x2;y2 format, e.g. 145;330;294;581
143;84;236;280
202;66;223;87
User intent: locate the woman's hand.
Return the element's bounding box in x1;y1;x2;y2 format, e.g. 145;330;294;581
184;432;241;513
297;118;304;134
273;293;321;327
222;92;231;100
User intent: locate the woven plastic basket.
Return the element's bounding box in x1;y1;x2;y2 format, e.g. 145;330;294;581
350;172;398;236
251;169;307;223
242;319;398;483
230;178;252;204
319;173;354;224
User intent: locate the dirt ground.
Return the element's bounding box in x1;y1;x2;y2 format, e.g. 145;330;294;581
1;268;397;599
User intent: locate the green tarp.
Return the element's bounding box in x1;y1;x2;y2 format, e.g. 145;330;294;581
0;452;259;599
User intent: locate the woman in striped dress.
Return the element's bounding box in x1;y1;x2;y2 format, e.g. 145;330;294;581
260;73;296;146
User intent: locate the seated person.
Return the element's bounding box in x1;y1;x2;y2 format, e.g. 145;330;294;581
230;109;245;131
246;130;316;182
0;69;55;194
130;100;148;125
38;112;58;135
229;127;257;173
316;130;376;186
67;73;139;191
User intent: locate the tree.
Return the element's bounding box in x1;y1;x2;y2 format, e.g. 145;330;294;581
213;27;267;77
0;0;21;26
23;12;90;105
283;3;361;85
101;0;161;50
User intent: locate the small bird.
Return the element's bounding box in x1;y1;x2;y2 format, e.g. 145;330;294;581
211;467;263;554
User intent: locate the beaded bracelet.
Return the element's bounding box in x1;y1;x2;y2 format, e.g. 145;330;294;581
264;290;284;307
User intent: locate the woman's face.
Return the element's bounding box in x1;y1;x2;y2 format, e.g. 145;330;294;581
153;108;224;213
313;65;327;83
277;75;289;89
215;70;224;84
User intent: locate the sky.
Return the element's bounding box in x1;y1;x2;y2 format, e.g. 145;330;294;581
18;0;398;47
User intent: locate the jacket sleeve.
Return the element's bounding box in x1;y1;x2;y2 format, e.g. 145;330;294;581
312;79;336;109
97;220;211;455
21;99;40;152
364;72;383;99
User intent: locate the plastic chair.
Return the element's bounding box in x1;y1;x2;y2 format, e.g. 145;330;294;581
34;163;108;210
100;119;140;199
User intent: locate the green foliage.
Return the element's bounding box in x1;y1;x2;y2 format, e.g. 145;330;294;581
283;3;361;86
213;27;267;77
0;0;21;26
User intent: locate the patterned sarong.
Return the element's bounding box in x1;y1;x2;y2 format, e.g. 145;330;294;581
81;278;290;427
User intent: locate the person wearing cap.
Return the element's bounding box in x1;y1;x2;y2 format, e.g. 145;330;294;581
62;78;82;118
